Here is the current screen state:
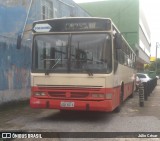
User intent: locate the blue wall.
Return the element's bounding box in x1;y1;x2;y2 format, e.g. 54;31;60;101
0;37;31;90
0;1;30;91
0;6;26;34
0;0;90;103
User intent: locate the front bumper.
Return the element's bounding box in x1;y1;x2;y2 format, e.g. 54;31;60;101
30;97;113;112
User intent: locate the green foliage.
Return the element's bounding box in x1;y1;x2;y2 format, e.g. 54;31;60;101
145;59;160;75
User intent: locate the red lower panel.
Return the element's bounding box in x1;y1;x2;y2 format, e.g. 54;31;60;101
30;82;134;112
30;97;113;112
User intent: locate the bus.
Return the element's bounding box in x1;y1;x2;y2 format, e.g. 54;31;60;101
29;17;136;112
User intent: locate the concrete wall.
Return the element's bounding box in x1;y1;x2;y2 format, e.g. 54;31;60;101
0;0;89;104
138;8;151;64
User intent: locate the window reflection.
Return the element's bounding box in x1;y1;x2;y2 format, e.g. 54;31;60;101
33;33;112;74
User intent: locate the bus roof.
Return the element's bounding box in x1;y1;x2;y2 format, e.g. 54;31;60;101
33;17;112;23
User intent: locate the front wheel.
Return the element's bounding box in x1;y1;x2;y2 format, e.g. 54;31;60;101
114;104;121;113
129;82;135;98
114;90;123;113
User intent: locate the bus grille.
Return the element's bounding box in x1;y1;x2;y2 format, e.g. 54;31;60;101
48;91;89;98
48;92;66;98
38;86;103;99
70;92;89;98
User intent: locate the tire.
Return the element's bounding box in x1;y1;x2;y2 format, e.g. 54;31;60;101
114;90;123;113
114;104;121;113
130;83;135;98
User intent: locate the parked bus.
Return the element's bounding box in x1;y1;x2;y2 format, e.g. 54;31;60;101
29;17;136;112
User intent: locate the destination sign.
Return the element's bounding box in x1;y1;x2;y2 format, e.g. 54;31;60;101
34;24;52;32
33;18;111;33
65;22;96;30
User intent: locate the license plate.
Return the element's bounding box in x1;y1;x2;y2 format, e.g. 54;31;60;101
60;102;75;107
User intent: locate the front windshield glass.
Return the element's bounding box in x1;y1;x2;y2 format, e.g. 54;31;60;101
32;33;112;74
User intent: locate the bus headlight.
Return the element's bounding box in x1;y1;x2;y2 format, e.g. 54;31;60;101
92;94;104;98
34;92;46;96
105;93;112;99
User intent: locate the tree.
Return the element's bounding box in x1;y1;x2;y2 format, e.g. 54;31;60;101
145;59;160;75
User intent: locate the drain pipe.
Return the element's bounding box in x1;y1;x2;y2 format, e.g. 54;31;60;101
17;0;33;49
21;0;33;38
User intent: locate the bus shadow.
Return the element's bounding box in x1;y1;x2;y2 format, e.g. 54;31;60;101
37;110;115;123
34;96;135;123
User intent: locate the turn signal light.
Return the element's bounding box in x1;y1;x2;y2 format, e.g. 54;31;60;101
92;94;104;98
34;92;46;96
105;93;112;99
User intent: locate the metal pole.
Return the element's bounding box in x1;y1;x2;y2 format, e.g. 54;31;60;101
156;42;160;74
156;42;158;74
21;0;33;38
139;83;144;107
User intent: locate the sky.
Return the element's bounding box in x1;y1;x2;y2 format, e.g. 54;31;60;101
73;0;160;58
140;0;160;58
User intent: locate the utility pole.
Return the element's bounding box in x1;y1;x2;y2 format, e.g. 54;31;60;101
156;42;159;74
17;0;33;49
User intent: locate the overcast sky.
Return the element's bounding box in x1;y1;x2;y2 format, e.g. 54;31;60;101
73;0;160;58
140;0;160;58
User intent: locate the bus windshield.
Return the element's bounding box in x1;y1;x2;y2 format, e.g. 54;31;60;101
32;33;112;74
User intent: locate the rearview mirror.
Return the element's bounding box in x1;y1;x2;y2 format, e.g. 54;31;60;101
115;33;122;49
16;35;22;49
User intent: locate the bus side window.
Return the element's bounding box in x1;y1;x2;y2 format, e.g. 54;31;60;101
113;36;118;61
113;36;118;73
118;50;125;65
124;55;128;66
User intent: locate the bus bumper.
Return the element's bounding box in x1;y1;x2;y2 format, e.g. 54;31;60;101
30;97;113;112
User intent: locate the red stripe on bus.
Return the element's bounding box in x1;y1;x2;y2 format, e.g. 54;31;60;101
30;82;134;112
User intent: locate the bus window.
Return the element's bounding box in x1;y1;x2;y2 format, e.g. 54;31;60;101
118;50;125;65
71;33;112;74
33;34;69;72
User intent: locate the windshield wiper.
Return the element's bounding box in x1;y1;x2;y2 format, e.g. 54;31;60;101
74;59;94;76
41;58;61;75
45;69;51;75
85;68;93;76
51;58;61;69
82;61;93;76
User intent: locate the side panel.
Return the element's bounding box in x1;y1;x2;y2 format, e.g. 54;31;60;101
113;64;136;100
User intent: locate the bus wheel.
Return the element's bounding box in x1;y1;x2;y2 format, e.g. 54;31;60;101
130;91;134;98
114;105;121;113
129;82;135;98
114;90;123;113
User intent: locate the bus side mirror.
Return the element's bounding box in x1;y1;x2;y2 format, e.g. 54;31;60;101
115;33;122;49
16;35;22;49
